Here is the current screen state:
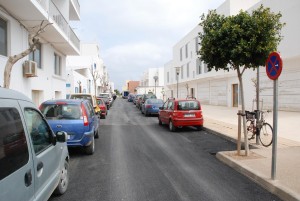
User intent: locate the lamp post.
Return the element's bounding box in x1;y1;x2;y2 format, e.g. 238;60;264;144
175;67;180;98
153;75;158;96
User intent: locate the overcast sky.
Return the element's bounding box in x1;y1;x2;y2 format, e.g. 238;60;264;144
73;0;225;91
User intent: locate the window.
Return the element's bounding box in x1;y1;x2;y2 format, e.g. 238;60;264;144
0;108;29;180
29;43;41;68
24;108;52;154
54;53;61;75
195;37;199;53
180;47;183;61
187;63;190;78
167;72;169;83
167;101;173;110
185;43;189;58
196;58;202;75
0;18;7;56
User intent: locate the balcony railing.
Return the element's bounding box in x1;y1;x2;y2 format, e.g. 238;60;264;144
35;0;80;52
71;0;80;16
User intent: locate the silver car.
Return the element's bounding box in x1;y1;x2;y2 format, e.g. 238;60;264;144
0;88;69;201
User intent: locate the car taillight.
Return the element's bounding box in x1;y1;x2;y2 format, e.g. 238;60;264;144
146;105;152;108
81;103;89;126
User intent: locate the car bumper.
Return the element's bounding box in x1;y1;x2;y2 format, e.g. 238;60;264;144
172;118;204;127
67;130;94;147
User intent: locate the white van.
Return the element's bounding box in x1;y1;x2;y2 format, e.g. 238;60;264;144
0;88;69;201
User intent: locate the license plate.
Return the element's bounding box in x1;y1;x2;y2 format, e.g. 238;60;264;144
184;113;195;117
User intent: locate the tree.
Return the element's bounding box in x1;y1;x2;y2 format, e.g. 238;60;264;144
3;21;51;88
198;5;284;155
114;89;120;95
90;64;101;96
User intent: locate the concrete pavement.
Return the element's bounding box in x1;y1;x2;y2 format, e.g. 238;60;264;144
202;104;300;201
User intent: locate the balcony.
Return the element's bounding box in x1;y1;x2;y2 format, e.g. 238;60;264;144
0;0;80;55
70;0;80;20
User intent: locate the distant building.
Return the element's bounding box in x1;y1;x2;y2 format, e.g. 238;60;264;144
127;81;139;93
0;0;80;106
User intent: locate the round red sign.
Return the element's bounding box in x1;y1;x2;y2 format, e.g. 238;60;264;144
266;52;283;80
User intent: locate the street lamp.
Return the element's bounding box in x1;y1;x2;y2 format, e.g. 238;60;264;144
153;75;158;96
175;67;180;98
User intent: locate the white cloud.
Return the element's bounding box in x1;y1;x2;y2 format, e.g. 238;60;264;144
76;0;226;90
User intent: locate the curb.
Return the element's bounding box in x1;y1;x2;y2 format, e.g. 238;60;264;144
216;152;300;201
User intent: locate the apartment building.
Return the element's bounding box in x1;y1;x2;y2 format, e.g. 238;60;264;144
0;0;80;106
66;43;109;97
164;0;300;111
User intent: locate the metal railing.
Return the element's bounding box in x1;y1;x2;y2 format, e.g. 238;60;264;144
71;0;80;16
69;27;80;51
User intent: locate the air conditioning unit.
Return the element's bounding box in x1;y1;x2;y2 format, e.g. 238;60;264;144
23;60;37;77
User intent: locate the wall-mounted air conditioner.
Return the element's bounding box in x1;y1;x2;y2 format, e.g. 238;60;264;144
23;60;37;77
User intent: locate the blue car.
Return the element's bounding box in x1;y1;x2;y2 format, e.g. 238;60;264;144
141;99;164;116
40;99;99;155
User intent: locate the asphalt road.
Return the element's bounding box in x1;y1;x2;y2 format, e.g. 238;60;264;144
50;98;281;201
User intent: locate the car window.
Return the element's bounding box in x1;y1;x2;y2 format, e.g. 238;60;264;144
24;108;52;154
0;108;29;180
178;101;200;110
148;99;163;104
70;95;94;106
163;101;168;109
97;99;104;105
85;102;94;117
40;104;81;120
167;101;173;110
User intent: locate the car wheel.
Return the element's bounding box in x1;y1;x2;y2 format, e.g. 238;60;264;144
144;111;148;117
95;130;99;139
103;114;106;119
54;160;69;195
141;109;144;114
169;120;176;132
158;117;162;125
85;137;95;155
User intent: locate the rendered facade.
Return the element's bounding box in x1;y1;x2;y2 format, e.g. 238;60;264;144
0;0;80;106
164;0;300;111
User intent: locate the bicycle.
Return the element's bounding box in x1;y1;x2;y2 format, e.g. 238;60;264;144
245;110;273;147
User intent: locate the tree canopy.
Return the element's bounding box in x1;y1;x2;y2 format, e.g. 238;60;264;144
198;5;285;72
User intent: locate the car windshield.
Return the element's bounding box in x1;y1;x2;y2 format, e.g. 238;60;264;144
99;94;110;98
145;94;157;99
40;104;81;120
177;101;200;110
70;95;93;106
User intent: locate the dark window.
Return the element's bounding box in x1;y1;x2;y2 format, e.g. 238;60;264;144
0;108;29;180
178;101;200;110
29;43;41;68
24;108;52;154
0;18;7;56
40;104;81;120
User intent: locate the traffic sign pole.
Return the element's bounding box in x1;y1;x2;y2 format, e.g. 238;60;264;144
266;52;282;180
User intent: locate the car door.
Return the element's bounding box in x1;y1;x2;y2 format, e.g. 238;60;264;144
159;100;169;123
0;99;35;201
20;100;61;201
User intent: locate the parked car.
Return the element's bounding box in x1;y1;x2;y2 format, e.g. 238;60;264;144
141;99;164;116
0;88;69;201
40;99;99;155
140;93;157;110
97;98;108;119
98;93;112;109
69;93;100;114
158;98;204;131
136;96;143;109
133;94;142;105
128;93;135;102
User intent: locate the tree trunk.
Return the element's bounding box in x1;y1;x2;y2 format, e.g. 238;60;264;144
3;58;14;88
237;67;249;156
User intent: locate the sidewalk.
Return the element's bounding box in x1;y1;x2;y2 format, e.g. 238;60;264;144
202;104;300;201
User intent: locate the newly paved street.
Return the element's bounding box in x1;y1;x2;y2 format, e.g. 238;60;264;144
50;98;281;201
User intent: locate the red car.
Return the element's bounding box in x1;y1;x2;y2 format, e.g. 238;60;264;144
158;98;204;131
97;98;108;119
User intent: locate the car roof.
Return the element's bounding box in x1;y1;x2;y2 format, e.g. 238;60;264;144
41;99;85;105
0;88;32;102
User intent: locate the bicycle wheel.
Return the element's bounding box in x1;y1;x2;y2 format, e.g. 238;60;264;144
259;123;273;147
246;120;255;140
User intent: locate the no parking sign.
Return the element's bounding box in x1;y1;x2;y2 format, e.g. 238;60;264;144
266;52;282;80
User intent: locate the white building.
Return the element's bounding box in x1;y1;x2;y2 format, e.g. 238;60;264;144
66;43;109;97
0;0;80;106
164;0;300;112
137;67;165;100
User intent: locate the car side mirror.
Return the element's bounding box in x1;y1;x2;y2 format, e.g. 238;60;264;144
56;131;68;143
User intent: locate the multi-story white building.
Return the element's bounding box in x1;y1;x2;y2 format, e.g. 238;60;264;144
137;67;165;100
0;0;80;106
164;0;300;111
66;43;108;97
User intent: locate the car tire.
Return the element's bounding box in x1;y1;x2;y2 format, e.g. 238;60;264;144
169;120;176;132
54;160;69;195
95;129;99;139
85;137;95;155
103;115;106;119
196;126;203;131
144;112;148;117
